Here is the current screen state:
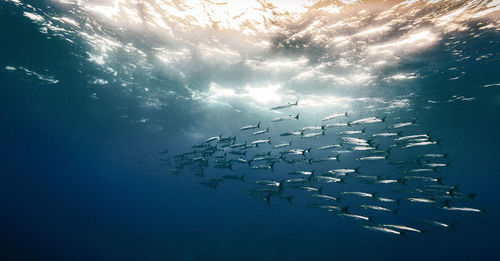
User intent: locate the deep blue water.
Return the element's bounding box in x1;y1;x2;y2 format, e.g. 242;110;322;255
1;1;500;260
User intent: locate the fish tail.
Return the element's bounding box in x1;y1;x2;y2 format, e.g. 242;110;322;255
393;208;400;216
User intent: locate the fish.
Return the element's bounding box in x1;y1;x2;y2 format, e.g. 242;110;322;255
348;116;385;126
230;158;249;164
414;219;455;229
363;226;402;235
441;206;483;213
252;127;269;136
250;163;275;171
270;99;299;110
387;120;417;129
271;113;300;122
380;224;424;233
424;162;449;168
341;191;376;198
301;126;325;131
323;123;349;128
402;168;437;174
273;141;292;148
284;178;308;184
317;144;342;150
310;194;340;201
418;153;448;159
205;135;222;143
301;131;324;138
321;112;348;121
219;136;236;143
282;148;311;155
375;197;397;203
288;170;314;176
370;132;400;137
230;142;247;149
241;122;260;130
290;186;323;193
407;197;435;203
280;131;303;137
338;213;373;221
338;128;365;135
255;180;283;188
357;156;386;161
403;141;438;148
325;168;360;175
251;137;271;146
309;204;347;212
314;176;343;183
394;133;430;141
311;155;340;163
350;146;378;151
360;205;399;215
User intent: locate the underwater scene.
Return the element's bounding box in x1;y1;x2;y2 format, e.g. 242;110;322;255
1;0;500;260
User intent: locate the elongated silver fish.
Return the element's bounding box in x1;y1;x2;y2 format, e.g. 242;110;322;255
270;99;298;110
322;112;348;121
280;131;303;137
311;155;339;163
363;226;401;235
252;127;269;136
272;113;299;122
301;131;324;138
407;197;435;203
323;123;349;128
403;141;437;148
341;191;375;198
241;122;261;130
357;156;386;161
309;204;344;212
310;194;340;201
273;141;292;148
288;170;314;176
338;129;365;135
370;132;400;137
395;134;429;141
441;206;483;213
338;213;373;221
360;205;398;215
251;137;271;145
387;120;416;129
301;126;324;131
348;116;385;126
317;144;342;150
381;224;424;233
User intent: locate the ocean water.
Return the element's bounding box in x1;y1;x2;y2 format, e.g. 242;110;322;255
1;0;500;260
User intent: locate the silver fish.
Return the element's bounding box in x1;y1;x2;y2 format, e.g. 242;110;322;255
270;99;298;110
357;156;386;161
252;127;269;136
321;112;348;121
273;141;292;148
240;122;260;130
272;113;299;122
381;224;424;233
317;144;342;150
387;120;416;129
363;226;401;235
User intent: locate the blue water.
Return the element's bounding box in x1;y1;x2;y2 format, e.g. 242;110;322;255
1;1;500;260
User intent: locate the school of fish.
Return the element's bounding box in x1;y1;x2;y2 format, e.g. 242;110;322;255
157;100;483;236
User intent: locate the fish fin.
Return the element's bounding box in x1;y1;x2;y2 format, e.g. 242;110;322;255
336;154;341;162
341;206;349;214
257;122;260;128
295;99;299;106
295;113;300;120
381;116;387;122
228;163;233;171
270;162;275;172
354;167;361;173
420;229;429;234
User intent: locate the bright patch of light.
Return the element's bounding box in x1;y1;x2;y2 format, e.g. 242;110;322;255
245;84;282;104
